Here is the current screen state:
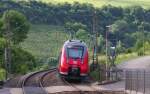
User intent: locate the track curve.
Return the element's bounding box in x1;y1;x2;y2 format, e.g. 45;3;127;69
21;68;57;94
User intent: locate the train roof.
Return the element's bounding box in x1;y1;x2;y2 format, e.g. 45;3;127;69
64;40;87;47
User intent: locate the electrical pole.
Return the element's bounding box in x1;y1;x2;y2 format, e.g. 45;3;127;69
105;25;111;80
92;11;98;65
4;12;12;80
142;22;145;55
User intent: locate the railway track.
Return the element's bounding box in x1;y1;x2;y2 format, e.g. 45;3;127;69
21;68;57;94
62;78;86;94
4;67;100;94
61;76;101;94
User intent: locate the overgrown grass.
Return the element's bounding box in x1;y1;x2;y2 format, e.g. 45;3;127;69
115;53;139;64
0;68;5;80
40;0;150;9
20;24;69;58
97;52;139;65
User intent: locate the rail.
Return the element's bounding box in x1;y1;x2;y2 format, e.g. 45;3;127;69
21;68;57;94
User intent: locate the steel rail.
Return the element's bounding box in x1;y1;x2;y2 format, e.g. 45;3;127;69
62;78;85;94
39;68;57;94
21;67;57;94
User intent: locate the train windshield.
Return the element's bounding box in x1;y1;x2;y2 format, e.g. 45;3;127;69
68;46;83;59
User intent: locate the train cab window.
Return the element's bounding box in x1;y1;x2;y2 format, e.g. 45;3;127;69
67;46;83;59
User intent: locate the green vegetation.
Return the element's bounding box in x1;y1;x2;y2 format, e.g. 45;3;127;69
0;69;5;80
0;10;35;80
16;0;150;9
21;24;69;58
1;10;30;44
0;0;150;80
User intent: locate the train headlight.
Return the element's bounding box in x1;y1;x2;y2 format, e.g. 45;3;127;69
67;59;69;64
81;60;84;64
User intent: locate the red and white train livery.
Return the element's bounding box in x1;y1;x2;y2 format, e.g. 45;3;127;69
58;40;89;78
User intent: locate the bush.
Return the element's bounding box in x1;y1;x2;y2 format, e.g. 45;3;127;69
137;48;144;56
90;69;101;81
11;47;36;74
0;68;5;80
35;57;58;70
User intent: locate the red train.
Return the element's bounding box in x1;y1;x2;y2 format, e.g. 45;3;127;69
58;40;89;78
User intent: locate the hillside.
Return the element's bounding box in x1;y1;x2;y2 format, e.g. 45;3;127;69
20;24;69;58
15;0;150;9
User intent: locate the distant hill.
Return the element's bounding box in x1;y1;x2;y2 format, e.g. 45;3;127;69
14;0;150;9
20;24;69;58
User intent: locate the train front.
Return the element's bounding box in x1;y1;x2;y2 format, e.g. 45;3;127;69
59;40;89;78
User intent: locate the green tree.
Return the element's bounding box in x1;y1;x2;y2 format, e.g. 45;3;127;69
11;47;36;74
0;38;6;67
0;19;3;37
76;29;89;41
65;22;87;32
0;10;30;76
1;10;30;44
116;40;125;54
111;20;129;34
97;35;105;53
65;22;87;38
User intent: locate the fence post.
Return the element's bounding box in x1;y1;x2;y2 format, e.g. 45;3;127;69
116;71;117;81
125;70;129;93
125;71;127;90
130;71;132;94
136;70;139;94
143;70;145;94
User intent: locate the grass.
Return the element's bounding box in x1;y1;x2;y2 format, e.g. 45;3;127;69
97;52;139;65
115;53;139;64
20;24;69;58
0;68;5;80
39;0;150;9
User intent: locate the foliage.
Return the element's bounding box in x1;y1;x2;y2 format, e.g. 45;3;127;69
0;37;35;74
76;29;89;41
14;0;150;9
20;24;69;58
35;57;58;70
0;68;5;80
97;35;105;53
11;46;36;74
0;10;36;76
116;40;125;54
0;38;6;67
1;10;30;44
65;22;88;38
0;19;3;37
89;68;100;81
14;1;150;54
115;53;138;64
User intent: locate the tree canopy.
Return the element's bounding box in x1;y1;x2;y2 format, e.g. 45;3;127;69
1;10;30;44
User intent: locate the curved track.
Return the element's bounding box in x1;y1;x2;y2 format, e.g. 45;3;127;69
61;76;101;94
21;68;57;94
62;78;87;94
